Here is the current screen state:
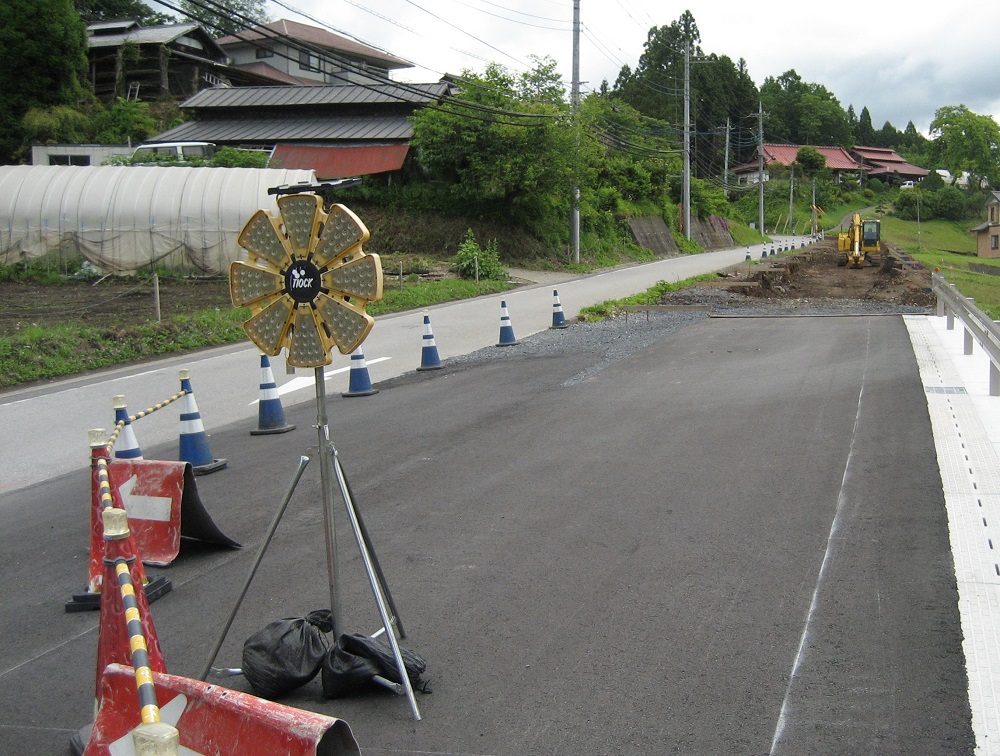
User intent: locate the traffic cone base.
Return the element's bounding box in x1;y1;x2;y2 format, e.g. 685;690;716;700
178;370;227;475
417;312;444;370
343;347;379;397
550;289;568;329
497;300;519;346
252;354;295;435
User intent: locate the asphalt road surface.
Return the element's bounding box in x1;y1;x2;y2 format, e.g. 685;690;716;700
0;311;973;754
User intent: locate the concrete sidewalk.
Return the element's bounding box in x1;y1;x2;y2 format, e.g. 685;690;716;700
906;312;1000;755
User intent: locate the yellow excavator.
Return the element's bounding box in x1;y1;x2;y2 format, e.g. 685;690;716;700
837;213;882;268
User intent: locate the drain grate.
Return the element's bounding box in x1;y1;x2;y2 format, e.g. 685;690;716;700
926;386;969;394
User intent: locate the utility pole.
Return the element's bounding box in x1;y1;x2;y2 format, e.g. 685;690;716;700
723;117;731;199
570;0;581;264
757;101;765;235
811;179;817;237
789;166;794;232
683;41;691;240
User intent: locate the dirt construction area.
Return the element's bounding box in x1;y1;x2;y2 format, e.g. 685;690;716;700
660;239;935;313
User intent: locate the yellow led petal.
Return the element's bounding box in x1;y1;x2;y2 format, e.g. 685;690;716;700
287;307;334;367
314;204;370;268
243;296;294;355
229;261;284;307
314;292;375;354
237;210;289;269
322;253;383;303
277;194;323;255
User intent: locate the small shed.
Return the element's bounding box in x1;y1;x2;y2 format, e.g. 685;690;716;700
0;165;316;274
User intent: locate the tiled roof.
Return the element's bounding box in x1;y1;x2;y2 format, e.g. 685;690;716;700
851;146;930;179
216;19;412;69
227;62;315;86
154;114;414;143
87;22;205;48
180;82;450;109
763;144;862;171
733;143;864;173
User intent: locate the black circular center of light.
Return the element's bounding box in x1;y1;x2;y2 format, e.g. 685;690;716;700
284;259;322;304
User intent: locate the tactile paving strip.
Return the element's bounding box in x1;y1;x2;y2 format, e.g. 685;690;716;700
906;314;1000;754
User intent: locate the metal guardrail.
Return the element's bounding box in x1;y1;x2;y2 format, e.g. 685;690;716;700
932;271;1000;395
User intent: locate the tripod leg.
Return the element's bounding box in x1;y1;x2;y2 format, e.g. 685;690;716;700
334;455;407;638
198;454;311;681
330;446;421;721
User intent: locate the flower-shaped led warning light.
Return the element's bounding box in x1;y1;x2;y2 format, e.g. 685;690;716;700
230;194;383;368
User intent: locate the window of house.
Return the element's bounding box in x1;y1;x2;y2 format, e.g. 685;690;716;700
299;49;320;72
992;235;999;251
255;46;273;59
991;204;998;224
48;155;91;166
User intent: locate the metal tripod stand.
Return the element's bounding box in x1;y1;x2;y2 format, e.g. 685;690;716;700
201;366;420;720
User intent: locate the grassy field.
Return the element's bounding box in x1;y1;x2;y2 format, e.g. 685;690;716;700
880;216;1000;319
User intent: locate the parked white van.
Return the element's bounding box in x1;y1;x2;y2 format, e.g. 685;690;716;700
131;142;216;162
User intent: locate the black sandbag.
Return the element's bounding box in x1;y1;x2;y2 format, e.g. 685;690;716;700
321;632;430;698
321;643;380;699
242;609;333;699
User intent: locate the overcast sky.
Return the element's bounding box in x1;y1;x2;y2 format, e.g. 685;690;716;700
163;0;1000;137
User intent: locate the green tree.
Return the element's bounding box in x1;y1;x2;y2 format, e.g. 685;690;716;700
760;71;849;146
411;61;595;238
929;105;1000;189
90;97;157;143
21;105;92;145
613;12;758;177
0;0;88;163
855;106;876;145
794;146;826;176
74;0;175;25
177;0;269;36
517;55;565;104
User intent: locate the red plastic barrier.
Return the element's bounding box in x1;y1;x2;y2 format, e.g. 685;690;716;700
83;664;361;756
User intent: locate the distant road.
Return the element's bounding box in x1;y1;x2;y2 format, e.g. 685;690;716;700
0;241;798;494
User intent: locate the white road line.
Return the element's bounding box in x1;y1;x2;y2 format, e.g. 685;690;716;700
249;357;392;404
770;323;872;754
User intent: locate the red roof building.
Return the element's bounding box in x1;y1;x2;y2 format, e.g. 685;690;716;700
850;146;930;185
733;144;866;185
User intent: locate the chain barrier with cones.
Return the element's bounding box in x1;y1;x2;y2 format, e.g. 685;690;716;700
75;472;359;755
68;376;240;612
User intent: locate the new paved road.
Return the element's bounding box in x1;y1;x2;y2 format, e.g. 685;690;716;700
0;295;974;753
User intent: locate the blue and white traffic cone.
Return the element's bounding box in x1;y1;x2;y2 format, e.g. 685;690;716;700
417;312;443;371
177;369;227;475
343;347;379;397
770;246;776;256
251;354;295;435
550;289;568;329
745;248;751;261
497;300;519;346
760;247;767;259
112;395;143;460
